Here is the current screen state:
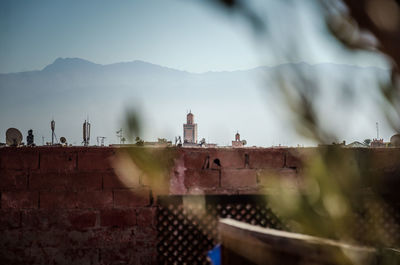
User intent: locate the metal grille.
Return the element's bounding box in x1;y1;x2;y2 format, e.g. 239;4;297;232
156;195;285;265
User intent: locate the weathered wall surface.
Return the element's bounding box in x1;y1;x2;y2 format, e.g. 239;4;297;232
173;148;294;195
0;147;155;265
1;147;399;264
172;147;400;197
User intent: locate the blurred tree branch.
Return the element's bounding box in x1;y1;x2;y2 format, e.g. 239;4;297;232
342;0;400;70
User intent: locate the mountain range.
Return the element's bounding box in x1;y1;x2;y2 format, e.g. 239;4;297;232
0;58;392;146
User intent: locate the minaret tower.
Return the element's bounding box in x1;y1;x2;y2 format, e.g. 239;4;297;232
235;132;240;142
183;111;198;144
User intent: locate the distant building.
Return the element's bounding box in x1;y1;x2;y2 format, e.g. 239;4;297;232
232;132;246;147
370;138;385;148
345;141;368;148
183;111;198;146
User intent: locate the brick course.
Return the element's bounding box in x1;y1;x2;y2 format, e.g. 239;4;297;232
113;188;151;208
221;169;257;188
39;149;77;172
30;172;102;191
77;149;115;171
0;169;28;190
1;191;38;209
184;169;220;189
100;209;137;227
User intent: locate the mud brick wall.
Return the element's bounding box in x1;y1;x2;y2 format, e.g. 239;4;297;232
172;148;296;195
172;147;400;197
0;147;156;265
1;146;400;264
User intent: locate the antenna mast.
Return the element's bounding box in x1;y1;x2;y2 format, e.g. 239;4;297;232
51;119;57;145
83;119;91;146
116;129;123;144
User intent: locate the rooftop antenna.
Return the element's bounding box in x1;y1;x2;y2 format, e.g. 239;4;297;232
116;128;123;144
6;128;23;146
83;118;91;146
51;119;57;145
175;136;182;146
376;122;379;139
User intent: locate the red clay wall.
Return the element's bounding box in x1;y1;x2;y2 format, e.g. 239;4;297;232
1;147;399;264
173;148;294;195
0;147;155;265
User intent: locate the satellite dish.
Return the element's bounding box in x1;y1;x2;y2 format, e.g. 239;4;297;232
60;137;67;144
241;140;247;146
6;128;23;146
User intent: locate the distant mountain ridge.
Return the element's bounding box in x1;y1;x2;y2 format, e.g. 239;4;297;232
42;57;101;73
0;57;390;146
3;57;388;76
40;57;191;75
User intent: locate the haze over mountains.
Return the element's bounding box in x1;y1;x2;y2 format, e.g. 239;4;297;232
0;58;393;146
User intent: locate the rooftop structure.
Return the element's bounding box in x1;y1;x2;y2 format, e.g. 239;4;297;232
232;132;246;147
345;141;369;148
371;138;385;148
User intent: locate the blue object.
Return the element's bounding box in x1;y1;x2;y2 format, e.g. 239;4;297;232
207;244;221;265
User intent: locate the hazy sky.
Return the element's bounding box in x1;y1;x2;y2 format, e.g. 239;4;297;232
0;0;396;146
0;0;260;73
0;0;389;74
